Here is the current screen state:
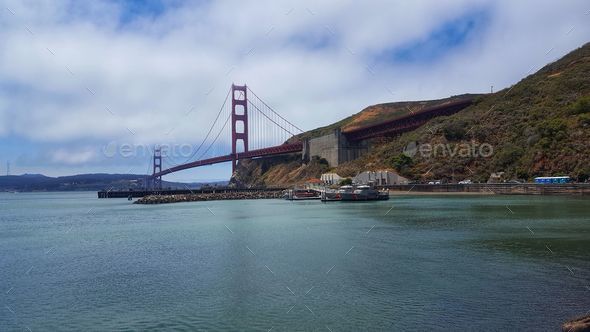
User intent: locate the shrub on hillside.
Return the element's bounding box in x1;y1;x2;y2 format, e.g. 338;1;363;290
389;154;413;173
516;168;530;181
471;126;493;142
578;113;590;126
442;120;468;141
537;118;567;141
570;96;590;114
494;144;524;168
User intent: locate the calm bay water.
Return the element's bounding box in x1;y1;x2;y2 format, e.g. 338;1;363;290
1;192;589;331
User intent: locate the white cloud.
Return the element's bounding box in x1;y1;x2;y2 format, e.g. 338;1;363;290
51;147;96;165
0;0;588;179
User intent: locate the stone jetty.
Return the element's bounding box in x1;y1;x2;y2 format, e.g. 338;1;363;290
563;314;590;332
134;190;283;204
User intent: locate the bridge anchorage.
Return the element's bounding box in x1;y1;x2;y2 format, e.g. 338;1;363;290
147;84;304;189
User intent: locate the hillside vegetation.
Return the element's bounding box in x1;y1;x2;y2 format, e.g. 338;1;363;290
235;43;590;187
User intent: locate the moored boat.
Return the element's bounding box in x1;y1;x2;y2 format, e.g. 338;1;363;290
340;185;389;201
282;188;321;200
320;189;341;202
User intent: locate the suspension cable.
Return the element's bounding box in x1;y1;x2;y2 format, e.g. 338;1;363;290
197;113;231;160
166;87;231;167
247;87;304;133
247;100;298;137
156;85;303;173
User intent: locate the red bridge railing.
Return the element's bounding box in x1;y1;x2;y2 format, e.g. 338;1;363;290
342;98;474;141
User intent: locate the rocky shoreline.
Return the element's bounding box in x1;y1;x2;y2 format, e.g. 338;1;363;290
134;190;283;204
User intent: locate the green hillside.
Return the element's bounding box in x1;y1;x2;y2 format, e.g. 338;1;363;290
343;42;590;183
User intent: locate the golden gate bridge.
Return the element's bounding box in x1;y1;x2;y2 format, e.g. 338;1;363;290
149;84;305;189
147;84;474;189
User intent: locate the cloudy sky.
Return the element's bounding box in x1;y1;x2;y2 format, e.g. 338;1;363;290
0;0;588;181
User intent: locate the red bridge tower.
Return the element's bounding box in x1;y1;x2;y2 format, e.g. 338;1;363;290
152;147;162;190
231;84;248;173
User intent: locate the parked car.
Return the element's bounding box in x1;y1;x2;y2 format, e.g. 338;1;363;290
458;179;472;184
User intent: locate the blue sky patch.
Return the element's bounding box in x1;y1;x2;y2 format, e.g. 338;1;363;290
382;8;491;64
113;0;169;23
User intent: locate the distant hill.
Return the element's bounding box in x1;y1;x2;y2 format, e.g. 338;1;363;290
0;173;228;192
234;42;590;186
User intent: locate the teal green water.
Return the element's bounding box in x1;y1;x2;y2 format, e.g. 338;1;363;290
1;192;589;330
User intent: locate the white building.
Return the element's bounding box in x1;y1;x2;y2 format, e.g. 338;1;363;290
353;170;409;186
321;173;343;185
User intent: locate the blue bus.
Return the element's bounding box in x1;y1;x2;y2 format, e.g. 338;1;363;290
534;176;571;184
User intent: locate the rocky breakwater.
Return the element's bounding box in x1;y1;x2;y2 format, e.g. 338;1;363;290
563;314;590;332
134;190;283;204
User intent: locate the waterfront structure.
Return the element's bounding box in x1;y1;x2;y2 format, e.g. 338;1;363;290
304;178;323;190
321;173;343;185
302;128;368;166
353;170;409;186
